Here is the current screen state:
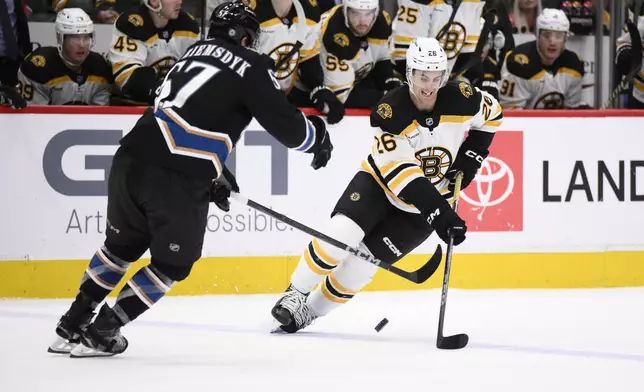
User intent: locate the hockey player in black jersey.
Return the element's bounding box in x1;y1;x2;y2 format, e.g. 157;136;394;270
48;1;333;358
270;37;503;334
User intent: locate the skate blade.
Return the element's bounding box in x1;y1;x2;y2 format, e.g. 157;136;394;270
48;336;77;354
69;343;116;358
269;320;287;334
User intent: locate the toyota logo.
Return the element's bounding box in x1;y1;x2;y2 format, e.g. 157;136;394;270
461;156;515;212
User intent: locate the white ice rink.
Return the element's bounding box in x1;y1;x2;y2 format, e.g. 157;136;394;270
2;288;643;392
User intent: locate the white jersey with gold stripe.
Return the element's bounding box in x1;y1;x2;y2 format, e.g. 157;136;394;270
392;0;484;74
499;40;585;109
364;82;502;213
254;0;321;92
108;7;199;96
318;5;393;103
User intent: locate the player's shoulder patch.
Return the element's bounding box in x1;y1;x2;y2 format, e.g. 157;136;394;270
174;11;200;34
435;81;482;116
240;0;256;10
370;85;417;134
85;52;114;82
505;41;544;80
115;8;157;42
556;49;585;78
367;10;392;40
20;46;64;84
322;5;360;60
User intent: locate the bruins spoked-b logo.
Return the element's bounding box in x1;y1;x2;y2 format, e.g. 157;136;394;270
535;92;565;109
350;192;361;201
438;22;466;60
415;146;453;185
152;57;176;80
269;43;299;80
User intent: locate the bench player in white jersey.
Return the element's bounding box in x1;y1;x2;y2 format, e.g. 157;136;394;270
254;0;345;124
109;0;199;104
392;0;485;77
16;9;112;105
270;37;503;333
615;6;644;109
314;0;403;108
499;8;586;109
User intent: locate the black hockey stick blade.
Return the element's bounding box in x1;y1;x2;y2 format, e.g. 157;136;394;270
437;333;469;350
407;244;442;284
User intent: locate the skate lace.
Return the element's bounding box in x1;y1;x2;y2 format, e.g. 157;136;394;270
279;289;316;329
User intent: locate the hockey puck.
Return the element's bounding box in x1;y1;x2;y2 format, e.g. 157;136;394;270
374;318;389;332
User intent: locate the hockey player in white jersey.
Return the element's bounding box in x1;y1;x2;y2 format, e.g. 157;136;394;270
109;0;199;105
615;6;644;109
392;0;485;77
270;37;503;333
499;8;586;109
16;9;112;105
254;0;345;124
313;0;403;108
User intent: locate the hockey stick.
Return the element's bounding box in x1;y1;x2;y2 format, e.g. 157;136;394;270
230;193;443;284
603;0;643;109
274;0;307;71
451;11;495;79
436;172;469;350
436;0;463;41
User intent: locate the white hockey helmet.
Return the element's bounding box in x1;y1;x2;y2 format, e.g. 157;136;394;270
55;8;94;55
536;8;570;37
405;37;449;89
343;0;379;35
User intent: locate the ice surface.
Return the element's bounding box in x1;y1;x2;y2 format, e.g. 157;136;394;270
2;288;643;391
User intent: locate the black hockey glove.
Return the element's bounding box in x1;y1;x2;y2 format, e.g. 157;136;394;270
306;115;333;170
310;86;345;125
210;166;239;212
0;84;27;110
383;77;404;94
424;205;467;246
447;146;488;192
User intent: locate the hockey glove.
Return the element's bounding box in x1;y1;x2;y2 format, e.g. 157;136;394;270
424;205;467;246
306;115;333;170
210;166;239;212
383;77;404;94
447;146;488;192
310;86;345;125
0;85;27;110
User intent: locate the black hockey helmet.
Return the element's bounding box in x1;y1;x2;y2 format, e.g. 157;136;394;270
208;1;260;48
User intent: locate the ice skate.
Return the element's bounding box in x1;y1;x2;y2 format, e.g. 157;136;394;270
271;285;317;333
70;304;128;358
48;293;95;354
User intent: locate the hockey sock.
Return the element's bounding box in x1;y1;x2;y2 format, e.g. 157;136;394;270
290;214;365;293
79;246;130;305
306;249;378;317
111;265;175;325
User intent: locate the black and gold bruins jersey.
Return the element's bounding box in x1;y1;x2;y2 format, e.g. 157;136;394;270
108;6;199;103
499;40;585;109
254;0;320;92
17;46;112;105
392;0;485;74
363;82;502;213
319;5;393;102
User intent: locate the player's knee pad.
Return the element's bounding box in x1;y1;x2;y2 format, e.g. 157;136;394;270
151;259;194;282
333;243;378;289
315;213;366;264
